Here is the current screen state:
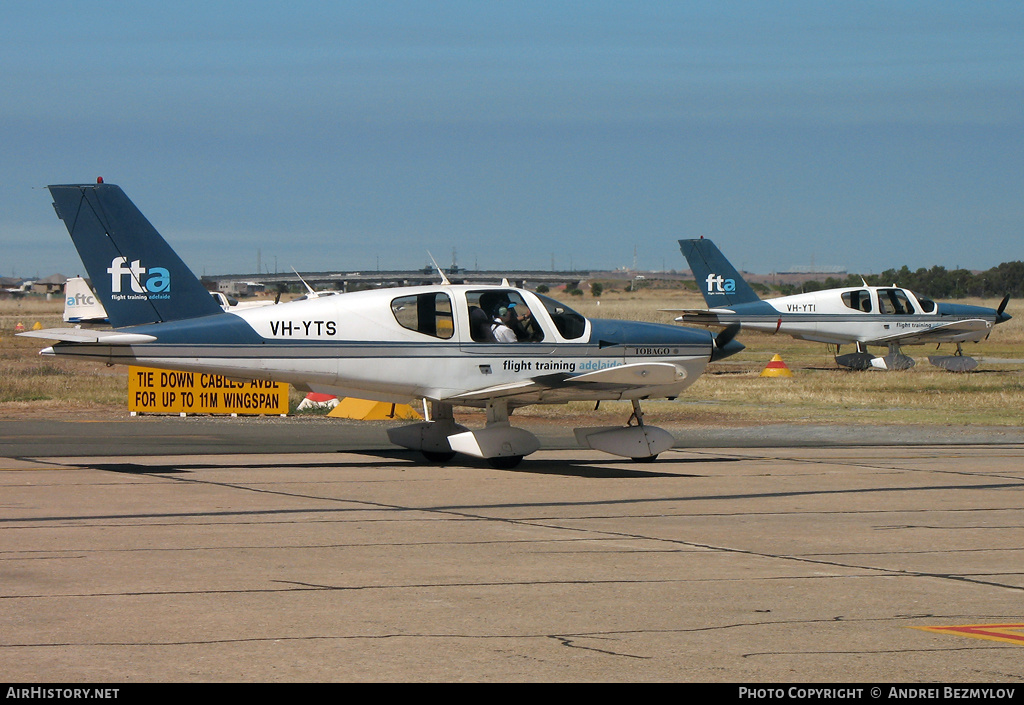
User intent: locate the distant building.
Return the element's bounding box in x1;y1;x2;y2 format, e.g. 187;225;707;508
1;276;29;298
30;274;68;295
218;280;266;297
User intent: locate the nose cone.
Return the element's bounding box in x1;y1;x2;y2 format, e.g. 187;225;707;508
939;300;1013;326
589;318;744;362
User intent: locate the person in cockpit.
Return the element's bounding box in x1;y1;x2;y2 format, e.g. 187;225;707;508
491;306;518;343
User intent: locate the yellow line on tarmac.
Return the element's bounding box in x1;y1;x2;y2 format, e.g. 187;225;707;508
913;624;1024;646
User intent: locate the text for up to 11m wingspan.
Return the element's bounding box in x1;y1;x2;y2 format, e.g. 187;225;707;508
127;366;289;415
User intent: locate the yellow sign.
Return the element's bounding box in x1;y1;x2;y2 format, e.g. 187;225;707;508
128;366;289;415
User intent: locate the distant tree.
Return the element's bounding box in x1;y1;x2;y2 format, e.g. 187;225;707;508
590;282;603;298
989;261;1024;297
535;284;549;293
798;260;1024;299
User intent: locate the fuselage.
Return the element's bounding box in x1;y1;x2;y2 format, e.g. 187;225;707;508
44;283;722;407
682;285;1009;346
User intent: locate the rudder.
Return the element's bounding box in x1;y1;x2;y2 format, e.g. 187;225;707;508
48;183;224;328
679;237;761;307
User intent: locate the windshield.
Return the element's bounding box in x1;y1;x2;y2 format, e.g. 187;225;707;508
913;292;936;313
535;294;586;339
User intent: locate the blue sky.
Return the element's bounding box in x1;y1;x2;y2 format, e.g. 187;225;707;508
2;2;1022;279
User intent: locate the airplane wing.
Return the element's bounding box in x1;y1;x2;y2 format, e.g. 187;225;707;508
446;380;542;402
570;362;684;385
446;362;686;403
17;328;158;345
869;319;993;346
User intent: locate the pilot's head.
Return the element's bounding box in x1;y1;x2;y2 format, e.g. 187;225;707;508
496;306;511;320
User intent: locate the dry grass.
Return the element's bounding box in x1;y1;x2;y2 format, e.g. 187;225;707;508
2;290;1023;426
0;303;128;413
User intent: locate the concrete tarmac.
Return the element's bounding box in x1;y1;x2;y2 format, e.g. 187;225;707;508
2;418;1023;682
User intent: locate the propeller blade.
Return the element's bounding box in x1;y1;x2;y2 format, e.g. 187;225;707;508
715;323;741;349
998;294;1009;316
710;323;744;362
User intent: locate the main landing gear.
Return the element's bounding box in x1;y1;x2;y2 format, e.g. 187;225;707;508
386;401;467;463
446;399;540;469
388;398;674;467
387;400;538;469
835;342;915;370
836;342;978;372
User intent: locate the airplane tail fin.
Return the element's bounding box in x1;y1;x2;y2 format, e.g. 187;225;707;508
679;237;761;307
62;276;108;324
47;182;224;328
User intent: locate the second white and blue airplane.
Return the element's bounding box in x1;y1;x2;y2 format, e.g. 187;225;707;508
20;181;744;467
671;237;1010;371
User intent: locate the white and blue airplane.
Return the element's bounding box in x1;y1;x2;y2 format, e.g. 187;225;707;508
20;181;743;467
670;237;1010;371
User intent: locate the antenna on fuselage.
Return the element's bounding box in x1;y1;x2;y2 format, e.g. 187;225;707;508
292;267;319;298
427;251;451;285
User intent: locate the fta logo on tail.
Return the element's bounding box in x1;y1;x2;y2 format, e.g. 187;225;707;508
108;257;171;296
705;273;736;294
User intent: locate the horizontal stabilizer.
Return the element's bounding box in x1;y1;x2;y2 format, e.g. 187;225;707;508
660;308;735;316
17;328;157;345
663;308;734;327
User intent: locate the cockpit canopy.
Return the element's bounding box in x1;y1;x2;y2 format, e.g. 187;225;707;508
840;288;935;315
390;287;588;343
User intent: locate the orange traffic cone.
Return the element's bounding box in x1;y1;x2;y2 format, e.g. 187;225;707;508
760;354;793;377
